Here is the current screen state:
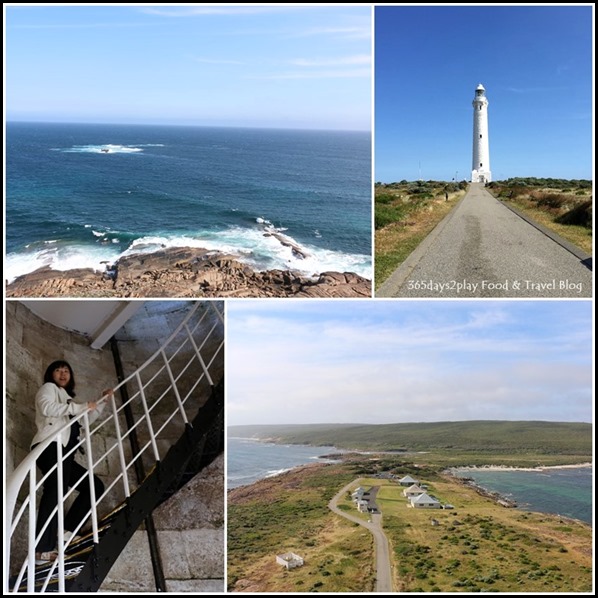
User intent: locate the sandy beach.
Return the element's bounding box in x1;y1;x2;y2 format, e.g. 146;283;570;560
448;462;592;473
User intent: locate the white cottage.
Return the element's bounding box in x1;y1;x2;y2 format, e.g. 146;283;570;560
398;475;419;487
403;484;426;498
409;492;441;509
351;486;366;500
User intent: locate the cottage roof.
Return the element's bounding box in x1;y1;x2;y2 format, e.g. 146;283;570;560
399;475;418;484
405;484;425;493
411;492;440;505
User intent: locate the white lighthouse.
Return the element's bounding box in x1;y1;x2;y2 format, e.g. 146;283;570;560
471;83;492;183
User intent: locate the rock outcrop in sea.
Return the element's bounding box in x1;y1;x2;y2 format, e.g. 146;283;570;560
6;247;371;298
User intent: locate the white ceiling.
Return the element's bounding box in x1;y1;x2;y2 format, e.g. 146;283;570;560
21;300;144;349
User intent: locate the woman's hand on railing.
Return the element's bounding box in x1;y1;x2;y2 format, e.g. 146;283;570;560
89;389;114;411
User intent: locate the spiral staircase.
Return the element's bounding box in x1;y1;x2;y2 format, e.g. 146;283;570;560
6;301;224;593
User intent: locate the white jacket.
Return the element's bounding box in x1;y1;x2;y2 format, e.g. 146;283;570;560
31;382;104;448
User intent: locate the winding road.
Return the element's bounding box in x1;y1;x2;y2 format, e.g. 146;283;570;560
377;183;592;298
328;480;393;592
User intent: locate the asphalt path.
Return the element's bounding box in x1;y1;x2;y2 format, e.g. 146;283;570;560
328;480;393;593
377;183;592;298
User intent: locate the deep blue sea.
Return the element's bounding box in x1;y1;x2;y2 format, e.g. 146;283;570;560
6;122;371;282
227;437;340;489
451;467;592;525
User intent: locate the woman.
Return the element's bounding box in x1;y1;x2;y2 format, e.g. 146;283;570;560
32;360;112;564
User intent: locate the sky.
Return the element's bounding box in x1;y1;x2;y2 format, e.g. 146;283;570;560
4;5;371;130
375;5;593;181
227;300;593;426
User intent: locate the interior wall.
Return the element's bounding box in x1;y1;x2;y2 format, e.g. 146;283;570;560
100;299;225;592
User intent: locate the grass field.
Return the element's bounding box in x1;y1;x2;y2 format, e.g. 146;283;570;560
227;464;376;592
487;178;592;255
369;472;592;592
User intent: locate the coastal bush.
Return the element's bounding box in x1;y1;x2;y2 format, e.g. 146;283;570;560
375;203;412;229
555;200;592;228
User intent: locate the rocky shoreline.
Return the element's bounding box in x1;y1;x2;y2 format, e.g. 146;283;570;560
5;246;372;298
448;474;518;508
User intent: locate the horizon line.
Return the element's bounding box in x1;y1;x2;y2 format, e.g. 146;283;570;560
228;419;592;427
6;119;371;134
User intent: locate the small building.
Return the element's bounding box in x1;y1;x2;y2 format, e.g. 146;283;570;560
398;475;419;486
409;492;441;509
403;484;426;498
357;499;369;512
351;487;366;500
276;552;304;570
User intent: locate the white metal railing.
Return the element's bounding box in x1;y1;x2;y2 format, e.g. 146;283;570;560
6;301;224;593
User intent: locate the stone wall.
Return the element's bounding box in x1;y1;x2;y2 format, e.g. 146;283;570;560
100;300;225;592
5;301;116;478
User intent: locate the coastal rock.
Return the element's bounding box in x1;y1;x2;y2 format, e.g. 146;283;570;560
6;247;372;298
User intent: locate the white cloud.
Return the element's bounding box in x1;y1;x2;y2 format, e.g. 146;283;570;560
227;304;592;425
140;6;309;17
244;68;370;80
294;26;371;40
290;55;370;67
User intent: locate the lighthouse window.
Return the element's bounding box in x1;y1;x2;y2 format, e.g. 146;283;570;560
480;163;483;167
479;134;482;138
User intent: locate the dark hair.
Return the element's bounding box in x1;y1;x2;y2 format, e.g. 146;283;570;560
43;360;76;398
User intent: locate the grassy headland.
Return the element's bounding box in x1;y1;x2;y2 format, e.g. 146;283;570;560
375;180;468;289
228;422;591;591
227;456;592;592
229;421;592;466
371;468;592;592
227;463;375;592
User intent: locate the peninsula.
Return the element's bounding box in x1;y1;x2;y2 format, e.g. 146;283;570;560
227;421;592;593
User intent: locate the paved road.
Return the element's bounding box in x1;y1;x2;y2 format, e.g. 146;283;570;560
328;480;393;593
378;183;592;298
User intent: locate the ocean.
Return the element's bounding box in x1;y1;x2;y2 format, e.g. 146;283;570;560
6;122;371;283
451;467;592;525
227;436;340;489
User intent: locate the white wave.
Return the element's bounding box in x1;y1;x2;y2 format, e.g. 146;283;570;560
7;222;372;283
265;468;293;479
5;243;120;284
61;144;143;154
121;228;372;279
